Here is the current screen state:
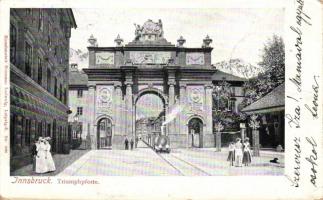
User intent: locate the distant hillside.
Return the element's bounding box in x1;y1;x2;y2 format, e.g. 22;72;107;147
69;48;89;69
213;59;264;79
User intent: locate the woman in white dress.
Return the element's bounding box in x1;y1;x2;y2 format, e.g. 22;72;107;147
44;137;56;172
234;138;243;167
35;137;48;173
242;138;252;166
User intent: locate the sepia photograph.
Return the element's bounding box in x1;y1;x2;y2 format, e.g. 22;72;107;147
10;7;285;176
1;1;322;199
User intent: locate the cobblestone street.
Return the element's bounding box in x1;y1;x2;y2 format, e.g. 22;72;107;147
58;141;284;176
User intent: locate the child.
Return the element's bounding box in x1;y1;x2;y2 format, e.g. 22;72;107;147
227;141;235;166
242;138;252;166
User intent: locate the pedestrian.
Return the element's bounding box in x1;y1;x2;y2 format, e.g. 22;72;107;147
124;136;129;150
234;138;243;167
130;138;134;150
227;141;235;166
242;138;252;166
35;137;48;174
31;139;39;172
44;137;56;172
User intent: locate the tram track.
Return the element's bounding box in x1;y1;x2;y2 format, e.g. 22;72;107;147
142;139;211;176
155;151;212;176
168;153;211;176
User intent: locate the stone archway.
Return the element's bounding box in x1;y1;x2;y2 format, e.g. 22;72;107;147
187;116;204;148
96;116;113;149
134;88;167;146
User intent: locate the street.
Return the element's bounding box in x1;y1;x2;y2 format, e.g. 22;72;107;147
59;141;284;176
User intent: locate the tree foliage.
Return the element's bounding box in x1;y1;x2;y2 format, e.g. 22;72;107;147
241;35;285;107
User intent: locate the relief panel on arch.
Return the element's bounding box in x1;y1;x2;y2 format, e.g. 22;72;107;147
187;86;204;112
96;86;114;115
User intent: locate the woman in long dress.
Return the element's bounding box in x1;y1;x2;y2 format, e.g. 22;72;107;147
242;138;252;166
35;137;48;173
234;138;243;167
44;138;56;172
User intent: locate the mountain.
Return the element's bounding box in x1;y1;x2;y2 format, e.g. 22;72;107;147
69;48;89;69
213;59;264;79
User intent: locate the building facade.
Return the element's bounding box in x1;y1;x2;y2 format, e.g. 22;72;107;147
81;19;246;150
10;8;77;171
242;84;285;149
68;64;90;146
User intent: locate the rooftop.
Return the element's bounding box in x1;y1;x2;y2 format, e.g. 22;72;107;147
69;67;88;86
242;84;285;114
212;69;247;83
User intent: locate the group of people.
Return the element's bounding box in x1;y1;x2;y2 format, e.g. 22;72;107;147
124;137;135;150
227;137;252;167
31;137;56;174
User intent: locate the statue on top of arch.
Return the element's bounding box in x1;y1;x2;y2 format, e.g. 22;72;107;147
134;19;164;41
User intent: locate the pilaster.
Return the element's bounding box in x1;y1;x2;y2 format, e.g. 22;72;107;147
88;84;97;149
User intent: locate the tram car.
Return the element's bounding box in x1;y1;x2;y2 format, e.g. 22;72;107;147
153;135;170;153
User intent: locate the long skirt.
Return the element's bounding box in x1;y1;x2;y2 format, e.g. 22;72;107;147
242;151;252;164
235;150;243;167
46;152;56;172
227;151;235;162
35;152;48;173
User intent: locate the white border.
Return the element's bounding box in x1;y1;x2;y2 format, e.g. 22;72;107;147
0;0;322;199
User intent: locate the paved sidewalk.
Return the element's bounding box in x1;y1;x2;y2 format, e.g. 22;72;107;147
11;150;89;176
168;148;284;176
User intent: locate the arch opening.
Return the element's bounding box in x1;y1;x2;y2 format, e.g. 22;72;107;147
135;91;166;146
188;117;204;148
97;117;113;149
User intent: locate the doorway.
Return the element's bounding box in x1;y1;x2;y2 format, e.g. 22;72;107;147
97;118;112;149
188;118;203;148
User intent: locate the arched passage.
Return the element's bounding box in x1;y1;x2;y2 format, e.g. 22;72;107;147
134;88;167;146
188;117;204;148
97;117;113;149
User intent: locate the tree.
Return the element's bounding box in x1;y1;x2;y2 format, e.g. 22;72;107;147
241;35;285;107
258;35;285;84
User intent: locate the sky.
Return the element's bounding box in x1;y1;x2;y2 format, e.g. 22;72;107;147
70;8;284;67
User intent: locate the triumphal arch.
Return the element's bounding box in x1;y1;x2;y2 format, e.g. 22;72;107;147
83;19;216;149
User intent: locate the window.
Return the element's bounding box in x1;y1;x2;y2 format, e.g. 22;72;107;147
10;24;17;65
47;68;51;92
47;124;51;137
77;89;83;98
47;22;52;47
63;89;67;104
37;121;42;138
54;78;58;97
24;119;31;145
77;107;83;115
37;57;42;85
228;99;236;112
25;42;32;77
38;9;43;31
59;84;62;101
54;46;58;57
